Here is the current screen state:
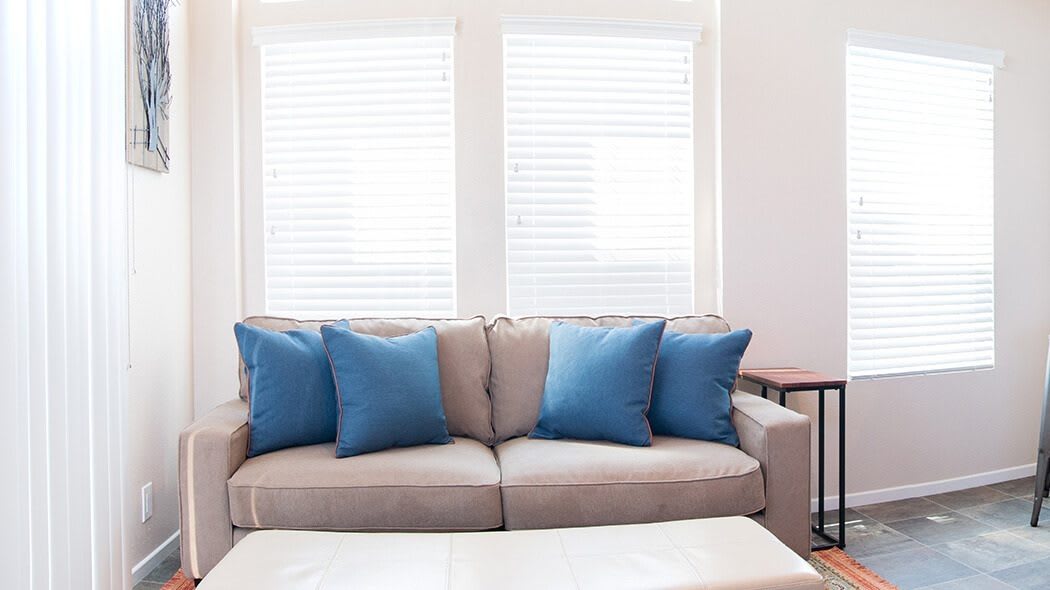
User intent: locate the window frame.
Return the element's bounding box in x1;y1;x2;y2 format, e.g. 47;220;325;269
845;30;1003;380
500;16;703;317
250;18;459;319
239;11;718;320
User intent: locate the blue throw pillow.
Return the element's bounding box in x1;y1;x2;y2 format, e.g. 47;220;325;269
321;324;452;458
530;320;666;447
648;328;753;446
235;322;341;457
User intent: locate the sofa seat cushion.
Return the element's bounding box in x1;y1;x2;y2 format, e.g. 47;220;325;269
496;436;764;530
228;437;503;531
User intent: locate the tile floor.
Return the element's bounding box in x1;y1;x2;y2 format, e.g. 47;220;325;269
815;476;1050;589
133;477;1048;590
133;546;181;590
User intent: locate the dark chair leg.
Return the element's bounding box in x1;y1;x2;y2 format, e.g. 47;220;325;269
1033;450;1048;527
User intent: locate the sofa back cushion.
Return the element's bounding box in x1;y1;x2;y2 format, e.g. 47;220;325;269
240;315;495;444
487;315;731;443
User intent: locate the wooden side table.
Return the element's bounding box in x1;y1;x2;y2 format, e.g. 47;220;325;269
739;368;847;551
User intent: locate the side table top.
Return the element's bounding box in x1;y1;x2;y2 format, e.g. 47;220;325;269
740;367;847;390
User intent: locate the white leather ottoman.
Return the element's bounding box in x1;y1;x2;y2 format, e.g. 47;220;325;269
197;516;823;590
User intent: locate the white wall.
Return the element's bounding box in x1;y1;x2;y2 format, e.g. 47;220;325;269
189;0;244;418
126;1;194;574
185;0;1050;506
720;0;1050;502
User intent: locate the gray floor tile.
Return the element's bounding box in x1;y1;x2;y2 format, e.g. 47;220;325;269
928;487;1014;510
917;574;1015;589
810;508;865;529
1004;524;1050;546
143;549;181;583
808;508;864;547
991;555;1050;589
132;582;164;590
836;518;924;558
857;497;947;524
960;499;1046;530
886;512;996;545
859;547;977;590
933;530;1050;573
989;476;1037;499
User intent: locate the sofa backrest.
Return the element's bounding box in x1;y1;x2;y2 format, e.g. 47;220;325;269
239;315;495;445
486;315;731;444
238;313;733;447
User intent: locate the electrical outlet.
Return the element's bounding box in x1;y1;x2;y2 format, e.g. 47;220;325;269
141;482;153;523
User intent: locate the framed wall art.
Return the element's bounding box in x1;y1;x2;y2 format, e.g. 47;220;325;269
126;0;174;173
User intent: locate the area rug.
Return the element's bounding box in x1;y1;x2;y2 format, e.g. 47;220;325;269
160;571;195;590
160;548;897;590
809;548;899;589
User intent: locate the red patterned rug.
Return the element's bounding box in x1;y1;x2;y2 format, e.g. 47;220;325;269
162;548;896;589
809;548;899;589
160;571;195;590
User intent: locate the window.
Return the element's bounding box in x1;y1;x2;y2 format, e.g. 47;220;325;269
847;31;1002;379
256;19;456;318
503;17;701;316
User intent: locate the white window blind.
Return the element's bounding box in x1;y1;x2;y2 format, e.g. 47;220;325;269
256;19;456;318
503;17;701;316
847;31;1002;379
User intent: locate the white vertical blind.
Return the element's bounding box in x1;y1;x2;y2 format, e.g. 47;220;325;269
503;18;699;316
1;0;128;587
258;20;456;318
847;31;998;379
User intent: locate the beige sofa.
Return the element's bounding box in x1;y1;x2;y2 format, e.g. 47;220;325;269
179;315;811;579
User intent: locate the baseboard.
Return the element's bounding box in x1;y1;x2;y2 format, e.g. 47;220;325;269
131;530;180;585
811;463;1037;512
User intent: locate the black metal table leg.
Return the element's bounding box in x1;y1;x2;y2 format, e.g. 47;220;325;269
811;391;836;550
818;389;825;533
810;386;846;551
838;386;846;548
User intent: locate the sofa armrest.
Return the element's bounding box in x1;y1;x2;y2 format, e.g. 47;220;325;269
179;399;249;579
732;391;811;557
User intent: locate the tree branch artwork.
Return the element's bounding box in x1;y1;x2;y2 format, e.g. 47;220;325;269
129;0;175;172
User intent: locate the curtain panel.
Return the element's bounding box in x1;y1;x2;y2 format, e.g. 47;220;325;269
0;0;129;588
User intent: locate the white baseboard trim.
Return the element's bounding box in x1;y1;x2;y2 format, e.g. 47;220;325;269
811;463;1037;513
131;530;180;585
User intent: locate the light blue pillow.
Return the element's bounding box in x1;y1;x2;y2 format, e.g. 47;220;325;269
321;324;452;458
530;320;666;447
235;322;342;457
648;328;753;446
